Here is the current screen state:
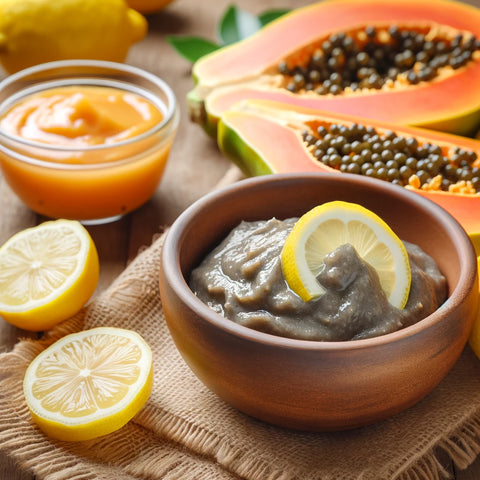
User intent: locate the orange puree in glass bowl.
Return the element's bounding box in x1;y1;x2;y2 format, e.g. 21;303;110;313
0;60;179;223
1;86;163;147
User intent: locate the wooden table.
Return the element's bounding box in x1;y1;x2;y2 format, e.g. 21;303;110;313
1;0;480;478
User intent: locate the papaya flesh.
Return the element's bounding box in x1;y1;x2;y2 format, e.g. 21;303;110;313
218;100;480;234
189;0;480;137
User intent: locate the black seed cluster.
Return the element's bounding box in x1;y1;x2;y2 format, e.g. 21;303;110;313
279;26;480;95
302;123;480;192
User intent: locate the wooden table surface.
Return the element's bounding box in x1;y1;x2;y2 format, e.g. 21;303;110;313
2;0;480;478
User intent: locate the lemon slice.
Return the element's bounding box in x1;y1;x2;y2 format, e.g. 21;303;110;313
23;327;153;441
0;219;99;331
281;201;411;308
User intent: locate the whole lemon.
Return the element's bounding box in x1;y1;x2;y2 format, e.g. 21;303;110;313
0;0;148;74
127;0;174;14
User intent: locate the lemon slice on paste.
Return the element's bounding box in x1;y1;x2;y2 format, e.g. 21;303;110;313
281;201;411;308
24;327;153;441
0;219;99;332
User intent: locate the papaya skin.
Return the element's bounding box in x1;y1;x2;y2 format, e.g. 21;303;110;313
219;122;274;177
218;100;480;234
189;0;480;137
218;104;321;176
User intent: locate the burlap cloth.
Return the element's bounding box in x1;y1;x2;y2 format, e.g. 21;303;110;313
0;165;480;480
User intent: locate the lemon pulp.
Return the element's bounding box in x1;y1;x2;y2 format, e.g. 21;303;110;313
281;201;412;308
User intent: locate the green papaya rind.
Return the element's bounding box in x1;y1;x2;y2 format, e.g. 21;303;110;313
218;121;273;177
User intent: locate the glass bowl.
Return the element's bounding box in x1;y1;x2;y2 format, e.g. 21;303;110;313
0;60;179;224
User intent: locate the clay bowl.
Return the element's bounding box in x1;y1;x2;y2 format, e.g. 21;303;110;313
159;173;478;431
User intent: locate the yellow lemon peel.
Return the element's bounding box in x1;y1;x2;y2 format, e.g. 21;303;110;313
0;0;147;73
127;0;174;14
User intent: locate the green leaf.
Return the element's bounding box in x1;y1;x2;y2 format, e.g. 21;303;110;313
166;36;220;63
218;5;262;45
167;5;291;64
258;8;291;26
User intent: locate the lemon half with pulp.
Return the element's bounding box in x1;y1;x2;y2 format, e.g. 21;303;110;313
0;219;99;331
281;201;412;308
24;327;153;441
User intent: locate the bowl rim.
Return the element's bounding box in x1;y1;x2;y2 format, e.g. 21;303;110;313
0;59;179;163
162;172;478;351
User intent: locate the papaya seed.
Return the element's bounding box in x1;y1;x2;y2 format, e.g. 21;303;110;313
279;25;480;95
302;121;479;193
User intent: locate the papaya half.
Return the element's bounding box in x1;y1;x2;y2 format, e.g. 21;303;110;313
188;0;480;137
218;100;480;234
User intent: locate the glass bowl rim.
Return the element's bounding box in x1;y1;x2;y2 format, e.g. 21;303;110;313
0;59;179;156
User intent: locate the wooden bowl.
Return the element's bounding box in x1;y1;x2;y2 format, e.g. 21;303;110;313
159;173;478;431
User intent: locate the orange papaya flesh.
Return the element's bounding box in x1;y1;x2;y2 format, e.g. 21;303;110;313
218;100;480;234
189;0;480;137
193;0;480;87
201;76;480;139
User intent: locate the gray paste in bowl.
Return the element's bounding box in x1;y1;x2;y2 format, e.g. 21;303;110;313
189;218;447;341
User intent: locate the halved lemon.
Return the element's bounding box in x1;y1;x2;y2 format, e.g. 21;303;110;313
468;232;480;360
24;327;153;441
0;219;99;331
281;201;412;308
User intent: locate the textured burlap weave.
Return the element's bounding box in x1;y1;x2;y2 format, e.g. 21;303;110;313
2;170;480;480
